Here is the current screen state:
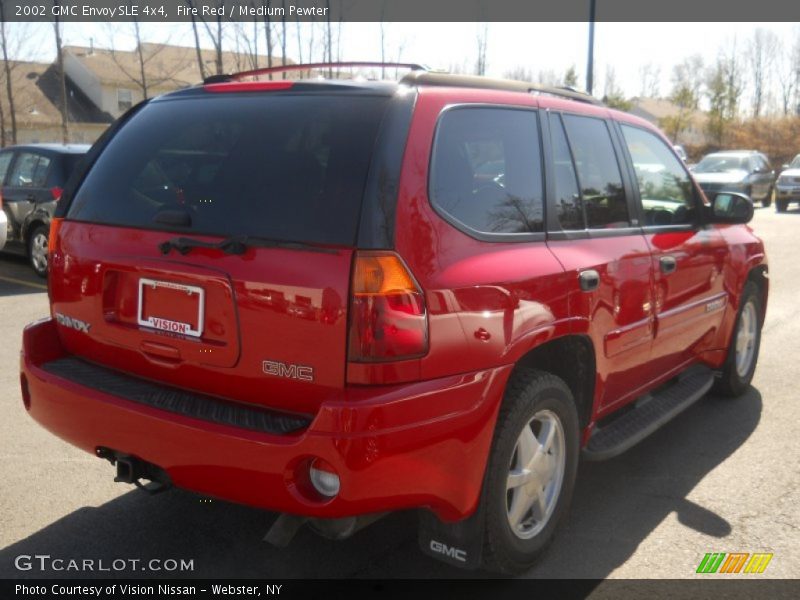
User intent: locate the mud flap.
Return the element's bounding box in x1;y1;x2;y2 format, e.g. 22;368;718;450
417;504;486;570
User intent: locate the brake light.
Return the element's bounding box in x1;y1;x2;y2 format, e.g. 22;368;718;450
204;81;295;93
48;218;63;254
348;251;428;362
50;186;63;201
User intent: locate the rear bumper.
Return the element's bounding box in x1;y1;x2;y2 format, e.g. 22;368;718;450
21;318;510;521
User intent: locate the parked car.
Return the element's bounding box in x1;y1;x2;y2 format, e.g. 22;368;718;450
0;144;89;276
775;154;800;213
691;150;775;207
20;65;767;574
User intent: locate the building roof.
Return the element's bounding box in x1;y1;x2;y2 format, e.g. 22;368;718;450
63;43;291;91
2;60;114;128
630;97;707;124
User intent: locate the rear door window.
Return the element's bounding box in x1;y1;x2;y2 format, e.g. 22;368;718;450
68;94;391;246
8;152;50;188
430;107;544;236
561;114;630;229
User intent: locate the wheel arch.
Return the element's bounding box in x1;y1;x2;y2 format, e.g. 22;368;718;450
509;334;596;430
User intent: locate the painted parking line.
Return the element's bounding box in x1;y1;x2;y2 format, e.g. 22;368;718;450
0;275;47;291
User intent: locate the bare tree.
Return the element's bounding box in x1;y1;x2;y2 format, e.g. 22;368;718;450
53;2;69;143
475;23;488;76
638;62;661;98
193;0;225;75
281;0;287;78
379;2;386;78
325;0;332;77
186;1;207;80
0;5;17;144
262;3;275;78
747;28;779;118
106;20;188;100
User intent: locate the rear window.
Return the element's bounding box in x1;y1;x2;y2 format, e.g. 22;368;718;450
68;94;390;246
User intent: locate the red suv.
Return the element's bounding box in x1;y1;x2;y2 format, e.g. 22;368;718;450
20;64;767;574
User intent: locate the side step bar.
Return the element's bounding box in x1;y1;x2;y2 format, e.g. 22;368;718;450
582;366;714;461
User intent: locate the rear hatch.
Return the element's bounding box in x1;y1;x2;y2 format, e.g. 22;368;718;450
50;89;396;416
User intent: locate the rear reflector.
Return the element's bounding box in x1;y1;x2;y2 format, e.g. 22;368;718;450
48;218;63;254
348;252;428;362
204;81;295;93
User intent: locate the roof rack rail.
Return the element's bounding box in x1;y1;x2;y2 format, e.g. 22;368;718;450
204;61;429;84
399;71;604;106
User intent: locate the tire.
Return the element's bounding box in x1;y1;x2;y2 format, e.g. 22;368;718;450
762;187;773;208
481;369;579;574
27;224;49;278
776;199;788;213
713;281;762;397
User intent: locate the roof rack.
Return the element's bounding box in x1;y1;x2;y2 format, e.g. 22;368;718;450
203;62;603;106
204;61;429;84
400;71;604;106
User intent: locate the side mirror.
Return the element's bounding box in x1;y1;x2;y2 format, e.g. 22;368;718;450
709;192;754;224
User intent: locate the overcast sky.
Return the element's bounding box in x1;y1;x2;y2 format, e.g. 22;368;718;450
7;21;800;102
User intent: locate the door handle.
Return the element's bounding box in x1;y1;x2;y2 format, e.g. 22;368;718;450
579;269;600;292
660;256;677;274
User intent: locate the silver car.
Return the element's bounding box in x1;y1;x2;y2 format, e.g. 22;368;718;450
776;154;800;213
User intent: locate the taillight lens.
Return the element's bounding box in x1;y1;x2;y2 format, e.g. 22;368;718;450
50;186;63;201
348;252;428;362
48;217;63;254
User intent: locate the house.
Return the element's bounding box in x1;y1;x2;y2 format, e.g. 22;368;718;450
63;42;291;120
629;97;710;146
1;42;290;146
1;60;113;145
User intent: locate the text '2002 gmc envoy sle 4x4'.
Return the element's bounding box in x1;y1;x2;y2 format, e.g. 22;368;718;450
20;63;767;574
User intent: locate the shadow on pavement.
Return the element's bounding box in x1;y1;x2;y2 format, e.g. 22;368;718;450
0;387;762;579
0;253;46;297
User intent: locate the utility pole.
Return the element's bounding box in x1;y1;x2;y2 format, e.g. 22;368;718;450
586;0;596;94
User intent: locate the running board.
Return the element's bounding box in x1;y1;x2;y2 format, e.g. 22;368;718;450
582;366;714;461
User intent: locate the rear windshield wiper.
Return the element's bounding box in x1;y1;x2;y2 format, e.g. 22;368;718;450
158;235;338;256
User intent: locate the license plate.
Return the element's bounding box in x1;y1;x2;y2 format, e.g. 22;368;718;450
137;278;205;337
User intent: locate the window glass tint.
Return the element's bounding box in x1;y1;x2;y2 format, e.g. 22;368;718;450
0;151;13;184
8;152;50;187
68;95;390;246
562;115;629;229
621;125;696;226
430;107;544;235
550;116;583;230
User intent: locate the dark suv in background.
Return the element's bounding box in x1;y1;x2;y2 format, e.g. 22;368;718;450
691;150;776;207
0;144;89;276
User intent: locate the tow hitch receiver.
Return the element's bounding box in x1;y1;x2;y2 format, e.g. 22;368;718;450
96;447;172;495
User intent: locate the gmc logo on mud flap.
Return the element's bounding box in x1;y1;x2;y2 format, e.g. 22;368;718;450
262;360;314;382
55;313;91;334
429;540;467;563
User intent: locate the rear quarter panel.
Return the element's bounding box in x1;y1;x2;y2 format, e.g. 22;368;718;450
393;88;574;381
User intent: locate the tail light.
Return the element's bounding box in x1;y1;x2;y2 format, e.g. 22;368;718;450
48;217;63;254
347;251;428;362
50;186;63;201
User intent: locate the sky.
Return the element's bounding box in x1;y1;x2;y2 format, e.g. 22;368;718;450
6;21;799;102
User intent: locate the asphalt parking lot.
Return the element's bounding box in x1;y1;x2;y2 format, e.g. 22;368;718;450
0;207;798;581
